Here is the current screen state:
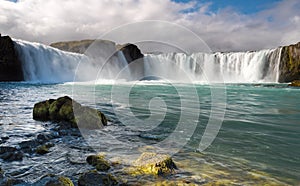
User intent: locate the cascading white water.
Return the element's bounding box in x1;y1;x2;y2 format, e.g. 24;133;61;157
13;39;130;83
145;48;282;83
14;39;91;83
13;39;282;83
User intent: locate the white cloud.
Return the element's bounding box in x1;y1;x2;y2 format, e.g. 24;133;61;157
0;0;299;52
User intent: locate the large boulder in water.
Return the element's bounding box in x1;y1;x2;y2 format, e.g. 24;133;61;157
130;152;177;176
33;96;107;129
0;34;24;81
278;42;300;82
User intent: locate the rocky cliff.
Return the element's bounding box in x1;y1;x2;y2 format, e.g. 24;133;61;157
50;40;144;64
278;42;300;82
0;35;23;81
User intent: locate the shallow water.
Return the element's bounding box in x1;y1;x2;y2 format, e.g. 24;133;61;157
0;82;299;185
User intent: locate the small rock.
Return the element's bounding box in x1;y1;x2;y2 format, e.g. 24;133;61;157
34;174;74;186
86;154;111;171
0;146;23;161
0;177;25;186
78;171;118;186
1;136;9;141
288;80;300;87
19;139;39;153
36;143;54;155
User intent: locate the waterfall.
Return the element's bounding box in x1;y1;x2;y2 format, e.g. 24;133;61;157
13;39;129;83
13;39;283;83
145;48;282;83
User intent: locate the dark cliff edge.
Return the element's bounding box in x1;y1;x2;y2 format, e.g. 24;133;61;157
278;42;300;83
50;40;144;64
0;35;23;81
51;40;145;80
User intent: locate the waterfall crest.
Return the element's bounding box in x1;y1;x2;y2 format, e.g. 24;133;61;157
13;39;282;83
145;48;282;83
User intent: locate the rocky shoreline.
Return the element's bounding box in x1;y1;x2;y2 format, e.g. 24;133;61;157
0;96;200;186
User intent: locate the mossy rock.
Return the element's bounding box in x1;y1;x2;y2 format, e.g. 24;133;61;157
37;174;74;186
33;99;55;121
36;143;54;155
78;171;118;186
289;80;300;87
131;152;177;176
86;154;111;171
49;96;73;121
33;96;107;129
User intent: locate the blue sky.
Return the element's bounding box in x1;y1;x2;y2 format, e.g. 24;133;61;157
174;0;282;14
8;0;282;14
1;0;299;52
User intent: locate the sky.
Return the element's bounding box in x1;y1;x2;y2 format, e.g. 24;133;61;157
1;0;300;52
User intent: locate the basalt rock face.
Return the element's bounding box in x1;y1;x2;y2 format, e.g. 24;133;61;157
0;35;23;81
117;43;145;80
50;39;117;57
278;42;300;82
116;43;144;64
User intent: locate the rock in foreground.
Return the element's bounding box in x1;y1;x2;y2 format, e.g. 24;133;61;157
131;152;177;176
86;154;111;172
33;96;107;129
78;171;118;186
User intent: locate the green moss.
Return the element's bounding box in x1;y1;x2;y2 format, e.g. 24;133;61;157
132;152;177;176
86;154;111;171
58;176;74;186
36;143;54;155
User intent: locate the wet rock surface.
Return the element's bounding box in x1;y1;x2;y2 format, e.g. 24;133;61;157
86;154;111;172
0;35;24;81
33;96;107;129
279;42;300;82
131;152;177;176
288;80;300;87
78;171;118;186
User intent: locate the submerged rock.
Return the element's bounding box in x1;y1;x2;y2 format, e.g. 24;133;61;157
131;152;177;176
78;171;118;186
0;146;23;161
288;80;300;87
36;143;54;155
33;96;107;129
34;174;74;186
86;154;111;171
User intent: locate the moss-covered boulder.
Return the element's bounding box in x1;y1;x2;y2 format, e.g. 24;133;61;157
86;154;111;171
288;80;300;87
78;171;118;186
33;96;107;129
131;152;177;176
35;174;74;186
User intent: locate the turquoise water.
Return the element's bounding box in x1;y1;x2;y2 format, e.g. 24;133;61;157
0;82;299;185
